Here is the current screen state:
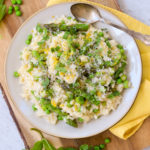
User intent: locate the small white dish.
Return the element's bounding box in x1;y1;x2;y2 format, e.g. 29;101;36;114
5;2;142;138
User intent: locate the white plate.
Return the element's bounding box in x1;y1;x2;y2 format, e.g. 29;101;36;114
5;2;142;138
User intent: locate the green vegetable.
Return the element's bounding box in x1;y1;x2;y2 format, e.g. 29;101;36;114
0;0;4;5
8;6;13;10
74;24;89;31
14;5;19;11
93;109;99;113
117;78;122;84
13;71;20;77
64;148;77;150
25;39;31;45
0;4;6;21
66;119;78;128
57;147;65;150
98;32;104;37
117;44;123;49
32;50;40;58
42;139;56;150
114;62;126;79
42;77;50;88
104;138;111;144
28;34;32;40
8;9;13;14
67;16;72;20
11;0;17;4
78;117;84;123
16;10;22;16
123;80;129;88
99;144;105;149
26;34;33;45
107;91;120;99
120;48;125;54
100;80;106;86
32;104;37;111
36;23;43;33
30;128;111;150
105;40;111;48
79;144;89;150
31;141;43;150
93;146;100;150
63;31;70;39
121;74;127;81
44;23;89;33
16;0;22;5
75;96;85;105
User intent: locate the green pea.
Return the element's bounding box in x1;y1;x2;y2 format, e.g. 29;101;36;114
8;9;13;15
45;109;50;114
79;144;89;150
63;31;70;39
14;6;20;11
78;117;84;123
57;115;63;120
11;0;17;4
104;138;111;144
8;6;13;10
16;0;22;5
67;103;73;108
121;74;127;81
98;32;104;37
67;16;72;20
117;44;123;49
75;96;84;105
101;80;106;86
25;39;31;45
32;50;40;58
93;146;100;150
90;90;96;95
36;23;43;33
13;71;20;77
117;78;122;84
89;74;94;78
57;147;65;150
120;48;125;54
123;80;129;88
106;41;111;48
99;144;105;149
93;100;100;106
93;109;99;113
27;34;32;40
32;104;37;111
16;10;22;16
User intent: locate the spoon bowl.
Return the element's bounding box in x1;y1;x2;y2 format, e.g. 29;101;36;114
71;3;101;23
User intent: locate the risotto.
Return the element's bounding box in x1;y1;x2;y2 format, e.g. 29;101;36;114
14;16;130;127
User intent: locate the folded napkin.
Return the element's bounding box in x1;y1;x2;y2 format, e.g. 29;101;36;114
47;0;150;139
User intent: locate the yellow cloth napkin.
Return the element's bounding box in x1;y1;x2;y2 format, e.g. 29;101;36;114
47;0;150;139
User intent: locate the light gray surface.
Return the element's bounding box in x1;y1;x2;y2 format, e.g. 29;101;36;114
0;91;25;150
118;0;150;26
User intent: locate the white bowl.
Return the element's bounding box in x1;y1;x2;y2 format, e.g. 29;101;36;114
5;2;142;138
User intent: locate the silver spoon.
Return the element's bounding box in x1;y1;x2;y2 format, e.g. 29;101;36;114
71;3;150;46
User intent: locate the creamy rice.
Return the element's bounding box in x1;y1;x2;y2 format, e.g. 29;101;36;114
15;16;130;127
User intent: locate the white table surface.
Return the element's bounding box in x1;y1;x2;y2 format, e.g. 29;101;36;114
0;0;150;149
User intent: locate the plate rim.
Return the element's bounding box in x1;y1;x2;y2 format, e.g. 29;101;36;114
4;1;142;139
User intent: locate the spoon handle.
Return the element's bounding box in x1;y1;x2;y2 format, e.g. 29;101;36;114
107;22;150;46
